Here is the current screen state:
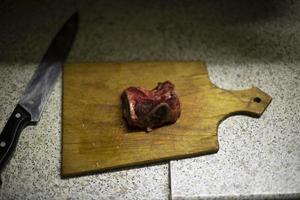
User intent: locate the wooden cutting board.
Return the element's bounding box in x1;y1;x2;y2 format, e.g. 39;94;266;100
62;61;271;177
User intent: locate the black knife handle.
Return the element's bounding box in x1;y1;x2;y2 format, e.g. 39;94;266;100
0;105;31;171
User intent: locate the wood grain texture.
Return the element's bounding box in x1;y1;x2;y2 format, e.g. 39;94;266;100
62;61;271;177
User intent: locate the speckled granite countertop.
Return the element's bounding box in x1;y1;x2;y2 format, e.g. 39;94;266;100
0;0;299;199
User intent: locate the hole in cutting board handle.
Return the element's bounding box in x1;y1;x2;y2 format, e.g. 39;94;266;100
253;97;261;103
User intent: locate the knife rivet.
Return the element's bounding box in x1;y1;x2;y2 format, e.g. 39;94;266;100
15;113;21;118
0;141;6;148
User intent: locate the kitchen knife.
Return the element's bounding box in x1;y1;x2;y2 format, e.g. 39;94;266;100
0;12;78;170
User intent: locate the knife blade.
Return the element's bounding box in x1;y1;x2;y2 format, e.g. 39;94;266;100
0;12;78;170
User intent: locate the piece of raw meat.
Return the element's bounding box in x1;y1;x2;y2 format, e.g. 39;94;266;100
121;81;181;132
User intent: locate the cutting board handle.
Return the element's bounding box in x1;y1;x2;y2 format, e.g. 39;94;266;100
216;87;272;121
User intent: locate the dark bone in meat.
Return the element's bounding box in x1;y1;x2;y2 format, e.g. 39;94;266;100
121;81;181;132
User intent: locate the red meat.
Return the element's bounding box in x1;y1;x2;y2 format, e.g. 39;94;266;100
121;81;181;132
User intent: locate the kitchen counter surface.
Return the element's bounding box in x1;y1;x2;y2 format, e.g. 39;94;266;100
0;0;299;199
